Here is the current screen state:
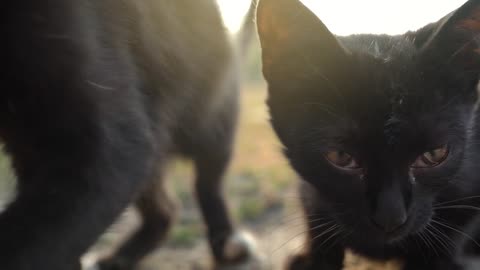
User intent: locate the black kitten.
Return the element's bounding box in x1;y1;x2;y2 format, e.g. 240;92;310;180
257;0;480;269
1;1;256;270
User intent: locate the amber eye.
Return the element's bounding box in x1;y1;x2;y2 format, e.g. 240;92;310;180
411;145;449;168
325;150;360;170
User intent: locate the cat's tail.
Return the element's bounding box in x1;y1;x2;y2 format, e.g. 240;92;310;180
235;0;258;58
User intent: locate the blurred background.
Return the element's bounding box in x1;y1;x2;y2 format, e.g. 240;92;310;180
0;0;470;269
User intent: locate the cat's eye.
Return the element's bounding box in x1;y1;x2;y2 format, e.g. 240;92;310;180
411;145;449;168
325;150;360;170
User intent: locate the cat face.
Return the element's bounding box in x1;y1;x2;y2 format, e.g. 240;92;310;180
257;0;480;244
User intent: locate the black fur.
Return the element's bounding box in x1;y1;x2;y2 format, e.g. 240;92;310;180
257;0;480;269
1;1;254;269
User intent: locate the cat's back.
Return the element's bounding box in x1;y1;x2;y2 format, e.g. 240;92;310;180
3;0;236;139
94;0;235;121
128;0;236;129
92;0;232;79
130;0;233;90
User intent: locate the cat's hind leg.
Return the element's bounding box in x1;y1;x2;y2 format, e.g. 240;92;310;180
96;163;175;270
192;137;261;268
183;102;261;269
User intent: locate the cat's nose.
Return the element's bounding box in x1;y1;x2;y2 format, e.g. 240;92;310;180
371;209;407;233
371;188;408;233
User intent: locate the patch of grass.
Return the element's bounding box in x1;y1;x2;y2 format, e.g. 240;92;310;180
237;197;265;222
0;149;15;205
167;224;202;248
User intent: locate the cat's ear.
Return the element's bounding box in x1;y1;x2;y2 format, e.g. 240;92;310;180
256;0;349;81
419;0;480;70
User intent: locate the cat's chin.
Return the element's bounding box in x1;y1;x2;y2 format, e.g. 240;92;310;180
373;217;429;247
348;217;416;247
384;228;410;244
366;227;410;246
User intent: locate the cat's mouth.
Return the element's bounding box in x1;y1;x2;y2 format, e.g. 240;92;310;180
372;217;413;244
384;223;410;243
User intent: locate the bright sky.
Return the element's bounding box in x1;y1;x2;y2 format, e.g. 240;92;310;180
217;0;468;35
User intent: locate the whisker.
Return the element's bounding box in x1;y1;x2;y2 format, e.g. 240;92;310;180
428;223;457;255
325;228;352;253
310;224;340;244
423;229;439;256
425;224;452;256
431;219;480;249
279;214;329;227
271;220;335;254
87;80;114;90
317;226;344;250
300;224;341;256
434;205;480;211
266;216;329;241
418;230;437;256
411;234;428;263
424;227;443;256
434;196;480;206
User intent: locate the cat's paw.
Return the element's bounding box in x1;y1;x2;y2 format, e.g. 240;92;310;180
222;230;258;262
214;230;266;270
82;253;132;270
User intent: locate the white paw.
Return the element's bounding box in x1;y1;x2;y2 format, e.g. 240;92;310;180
224;230;259;260
217;230;267;270
81;252;103;270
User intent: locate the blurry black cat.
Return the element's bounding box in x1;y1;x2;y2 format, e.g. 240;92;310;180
1;1;256;270
257;0;480;269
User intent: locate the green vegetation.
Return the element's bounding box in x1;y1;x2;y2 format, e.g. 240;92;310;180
168;224;202;247
0;149;15;206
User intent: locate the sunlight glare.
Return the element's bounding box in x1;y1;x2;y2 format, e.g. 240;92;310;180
217;0;251;33
302;0;468;35
217;0;468;35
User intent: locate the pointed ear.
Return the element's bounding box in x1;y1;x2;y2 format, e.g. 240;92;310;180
419;0;480;71
256;0;349;81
